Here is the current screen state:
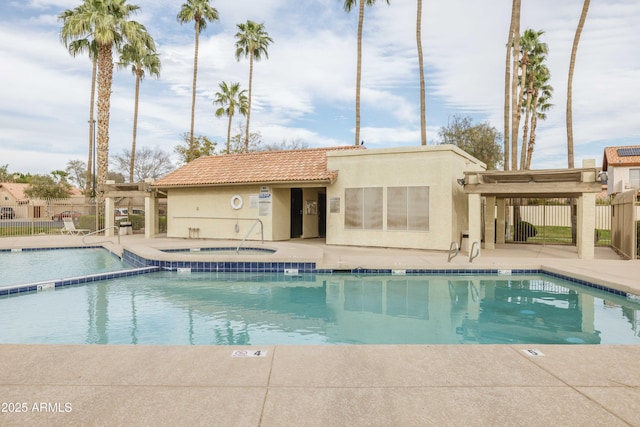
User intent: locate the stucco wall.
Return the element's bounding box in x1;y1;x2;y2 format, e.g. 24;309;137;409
166;186;275;241
325;145;484;250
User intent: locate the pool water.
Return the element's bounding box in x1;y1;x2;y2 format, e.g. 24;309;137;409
1;272;639;345
0;248;132;288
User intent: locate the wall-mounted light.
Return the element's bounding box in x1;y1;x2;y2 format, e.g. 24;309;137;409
456;178;466;186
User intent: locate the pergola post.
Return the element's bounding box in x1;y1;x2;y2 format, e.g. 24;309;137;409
468;193;482;255
577;192;596;259
496;198;506;244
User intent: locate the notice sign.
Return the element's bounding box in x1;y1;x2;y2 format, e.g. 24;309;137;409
231;350;267;358
249;194;259;209
258;192;272;216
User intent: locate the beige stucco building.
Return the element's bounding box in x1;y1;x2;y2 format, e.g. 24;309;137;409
148;145;486;251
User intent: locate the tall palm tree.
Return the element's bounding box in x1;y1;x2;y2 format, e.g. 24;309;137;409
518;29;548;169
234;20;273;153
343;0;390;146
59;32;98;196
503;1;520;171
177;0;219;162
525;69;553;170
117;33;160;183
59;0;151;207
416;0;426;145
567;0;590;168
213;82;248;154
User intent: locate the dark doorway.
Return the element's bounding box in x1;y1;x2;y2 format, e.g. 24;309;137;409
318;192;326;237
290;188;303;238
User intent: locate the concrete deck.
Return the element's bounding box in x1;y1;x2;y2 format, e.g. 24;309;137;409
1;235;639;426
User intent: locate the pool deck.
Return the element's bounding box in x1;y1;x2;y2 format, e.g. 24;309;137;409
1;235;639;426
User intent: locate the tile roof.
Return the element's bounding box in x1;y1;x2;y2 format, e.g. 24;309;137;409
0;183;83;200
602;145;640;170
153;146;364;187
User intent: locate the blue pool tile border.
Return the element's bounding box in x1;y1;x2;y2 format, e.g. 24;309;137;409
0;266;160;297
0;245;104;253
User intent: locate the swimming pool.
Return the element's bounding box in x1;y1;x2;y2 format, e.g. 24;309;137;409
1;271;638;345
0;247;134;288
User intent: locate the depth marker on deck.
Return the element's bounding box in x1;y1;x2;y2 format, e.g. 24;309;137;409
522;349;544;357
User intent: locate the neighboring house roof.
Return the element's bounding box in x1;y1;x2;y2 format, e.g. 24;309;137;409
602;145;640;171
153;146;364;188
0;183;28;201
0;182;83;201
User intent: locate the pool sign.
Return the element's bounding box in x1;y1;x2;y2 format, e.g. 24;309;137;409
232;349;267;358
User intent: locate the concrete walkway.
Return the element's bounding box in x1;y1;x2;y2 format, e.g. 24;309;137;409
1;235;639;426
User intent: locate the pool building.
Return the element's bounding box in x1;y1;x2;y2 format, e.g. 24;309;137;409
144;145;485;251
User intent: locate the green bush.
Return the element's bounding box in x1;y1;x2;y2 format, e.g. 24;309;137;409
79;215;100;232
514;221;537;242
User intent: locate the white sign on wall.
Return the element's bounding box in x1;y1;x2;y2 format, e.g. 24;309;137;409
259;192;272;216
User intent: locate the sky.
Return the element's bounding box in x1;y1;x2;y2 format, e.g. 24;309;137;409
1;0;639;176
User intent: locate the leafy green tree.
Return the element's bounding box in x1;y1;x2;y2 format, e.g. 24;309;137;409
213;81;248;154
438;115;503;170
24;172;72;199
343;0;390;146
235;20;273;152
118;31;161;182
174;133;218;164
66;159;87;190
177;0;219;161
0;164;13;182
59;0;152;206
567;0;590;168
111;146;174;181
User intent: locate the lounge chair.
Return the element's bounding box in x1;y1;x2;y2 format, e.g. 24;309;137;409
61;217;90;235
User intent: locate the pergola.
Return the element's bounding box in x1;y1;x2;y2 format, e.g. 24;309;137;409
462;166;603;259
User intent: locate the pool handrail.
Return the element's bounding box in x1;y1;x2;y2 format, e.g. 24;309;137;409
447;241;459;263
469;241;480;263
82;226;121;246
236;219;264;254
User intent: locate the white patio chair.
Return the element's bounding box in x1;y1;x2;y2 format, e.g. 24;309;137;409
61;217;90;235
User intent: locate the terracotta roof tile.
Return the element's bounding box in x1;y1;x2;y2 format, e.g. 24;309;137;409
153;146;364;187
602;145;640;170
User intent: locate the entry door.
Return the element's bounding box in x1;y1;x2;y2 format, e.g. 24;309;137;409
318;193;326;237
290;188;303;238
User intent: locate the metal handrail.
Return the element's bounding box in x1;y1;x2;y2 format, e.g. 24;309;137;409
82;226;120;245
469;241;480;263
447;241;459;263
236;219;264;253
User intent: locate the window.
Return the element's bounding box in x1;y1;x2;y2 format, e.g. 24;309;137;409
387;186;429;231
630;169;640;189
345;187;383;229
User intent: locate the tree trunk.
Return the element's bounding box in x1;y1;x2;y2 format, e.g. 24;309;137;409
503;3;516;171
520;71;534;169
86;58;97;196
130;67;141;183
566;0;590;168
96;43;114;210
525;90;539;170
354;0;365;146
189;20;200;162
510;0;521;171
226;113;232;154
245;50;254;153
416;0;426;145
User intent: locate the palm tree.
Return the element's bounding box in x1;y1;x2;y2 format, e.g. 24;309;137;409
416;0;426;145
177;0;219;162
234;20;273;153
518;29;548;169
213;82;248;154
343;0;390;146
525;69;553;170
117;33;161;183
567;0;590;168
59;0;151;207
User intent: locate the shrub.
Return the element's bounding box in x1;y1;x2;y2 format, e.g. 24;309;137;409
514;221;537;242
